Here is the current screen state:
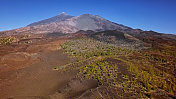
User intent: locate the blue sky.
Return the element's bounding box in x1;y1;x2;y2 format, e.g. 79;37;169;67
0;0;176;34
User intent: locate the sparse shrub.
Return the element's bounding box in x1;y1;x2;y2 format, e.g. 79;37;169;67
0;36;17;45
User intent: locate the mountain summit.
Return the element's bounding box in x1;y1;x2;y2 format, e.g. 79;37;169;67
1;13;137;35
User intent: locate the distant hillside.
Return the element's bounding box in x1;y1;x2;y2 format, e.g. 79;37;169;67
28;12;74;26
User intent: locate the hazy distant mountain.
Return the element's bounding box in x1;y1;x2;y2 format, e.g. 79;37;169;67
58;14;131;31
26;13;132;33
28;12;73;26
1;12;176;40
0;13;135;35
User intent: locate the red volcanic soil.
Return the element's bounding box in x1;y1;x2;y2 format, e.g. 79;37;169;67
0;33;175;99
0;35;72;98
0;34;99;99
